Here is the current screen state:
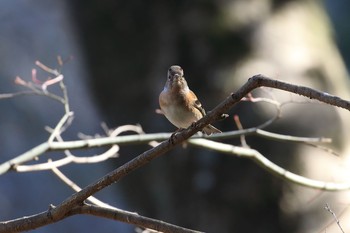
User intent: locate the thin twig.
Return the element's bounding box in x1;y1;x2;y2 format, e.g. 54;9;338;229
324;203;345;233
188;139;350;190
304;142;339;157
248;75;350;110
16;124;144;172
51;164;201;233
15;146;119;172
48;111;74;143
0;91;46;99
2;85;65;103
59;78;70;113
0;129;331;174
255;129;332;143
50;161;119;209
35;60;60;76
233;115;249;147
73;204;203;233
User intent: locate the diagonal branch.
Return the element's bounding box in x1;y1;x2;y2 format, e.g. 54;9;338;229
48;75;350;219
1;75;350;232
248;75;350;110
51;165;202;233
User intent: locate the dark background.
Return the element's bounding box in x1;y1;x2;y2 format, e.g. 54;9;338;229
0;1;349;232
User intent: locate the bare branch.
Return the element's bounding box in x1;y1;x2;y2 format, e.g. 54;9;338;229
0;91;46;99
16;125;148;172
247;75;350;110
51;162;117;209
35;60;60;76
0;203;203;233
1;75;350;232
0;87;65;103
233;115;249;147
188;139;350;191
324;204;345;233
44;76;350;222
48;111;74;143
0;129;330;174
50;166;202;233
255;129;331;143
15;145;119;172
74;204;203;233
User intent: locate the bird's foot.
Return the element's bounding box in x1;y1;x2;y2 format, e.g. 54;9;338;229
169;128;185;144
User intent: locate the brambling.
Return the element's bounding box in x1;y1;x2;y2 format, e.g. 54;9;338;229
159;65;221;135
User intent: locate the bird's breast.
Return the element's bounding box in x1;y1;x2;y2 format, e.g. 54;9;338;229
159;90;200;129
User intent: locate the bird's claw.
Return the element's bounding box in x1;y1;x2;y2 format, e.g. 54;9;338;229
168;128;185;144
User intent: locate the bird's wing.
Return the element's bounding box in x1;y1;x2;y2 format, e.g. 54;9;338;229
194;99;206;116
188;90;206;117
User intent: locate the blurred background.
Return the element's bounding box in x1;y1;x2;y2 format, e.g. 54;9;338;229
0;0;349;232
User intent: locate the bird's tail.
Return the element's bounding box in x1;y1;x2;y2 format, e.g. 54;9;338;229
202;124;221;135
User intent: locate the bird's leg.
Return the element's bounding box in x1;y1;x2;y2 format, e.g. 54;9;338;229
189;121;198;128
189;121;206;135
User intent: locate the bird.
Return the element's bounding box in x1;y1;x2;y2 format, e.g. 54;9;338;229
159;65;221;135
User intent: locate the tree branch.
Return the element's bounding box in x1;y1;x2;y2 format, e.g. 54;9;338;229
47;75;350;219
248;75;350;110
0;130;330;174
1;75;350;232
73;204;203;233
188;139;350;191
0;203;202;233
